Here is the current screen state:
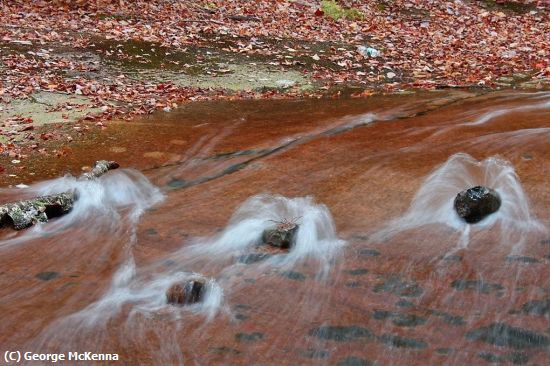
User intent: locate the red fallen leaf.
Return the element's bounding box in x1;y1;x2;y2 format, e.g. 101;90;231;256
0;166;4;173
314;9;324;17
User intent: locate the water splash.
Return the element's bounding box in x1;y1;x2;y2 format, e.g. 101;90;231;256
373;153;545;251
461;95;550;126
0;169;164;248
182;194;346;277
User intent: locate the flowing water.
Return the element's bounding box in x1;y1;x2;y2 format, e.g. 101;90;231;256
0;90;549;365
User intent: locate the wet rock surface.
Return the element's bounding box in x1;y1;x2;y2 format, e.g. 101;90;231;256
166;279;205;305
2;92;550;365
454;186;502;223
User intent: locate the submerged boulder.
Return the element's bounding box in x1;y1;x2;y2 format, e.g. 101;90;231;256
454;186;501;224
166;279;205;305
262;224;298;249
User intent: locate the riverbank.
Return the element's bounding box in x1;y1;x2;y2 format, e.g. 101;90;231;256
0;1;548;171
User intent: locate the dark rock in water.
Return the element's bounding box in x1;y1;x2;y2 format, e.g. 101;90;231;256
166;279;205;305
451;279;503;294
238;253;272;264
506;352;530;365
506;255;540;264
521;299;550;317
454;186;501;223
166;179;189;189
309;325;373;342
373;276;423;298
433;311;466;326
235;314;249;321
359;248;381;257
345;282;361;288
36;271;59;281
478;351;529;365
209;346;241;355
396;300;414;308
300;348;330;359
235;332;264;342
372;310;427;327
466;323;550;349
337;356;376;366
262;225;298;249
281;271;306;281
346;268;369;276
378;334;428;349
442;254;462;262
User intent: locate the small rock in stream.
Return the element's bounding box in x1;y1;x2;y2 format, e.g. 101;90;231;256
454;186;501;223
262;224;298;249
166;279;205;305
